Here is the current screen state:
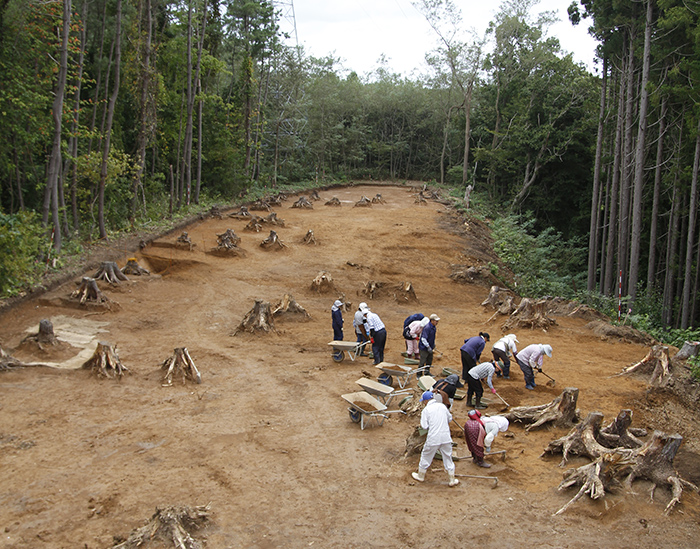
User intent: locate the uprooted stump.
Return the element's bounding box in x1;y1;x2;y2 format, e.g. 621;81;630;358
291;196;313;209
554;431;699;516
404;424;428;456
481;285;515;309
234;300;276;335
311;271;334;293
505;387;579;431
272;294;310;320
82;341;128;378
502;298;556;331
393;281;417;302
71;277;110;305
121;258;150;276
244;215;264;232
302;229;317;245
94;261;129;284
600;409;646;448
354;196;372;207
325;197;341;206
112;504;211;549
162;347;201;385
176;232;195;250
260;230;287;250
372;193;386;204
615;345;671;386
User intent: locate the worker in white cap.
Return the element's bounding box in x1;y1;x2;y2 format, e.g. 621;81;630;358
353;302;370;356
331;299;344;341
491;333;519;379
411;390;459;487
515;343;552;390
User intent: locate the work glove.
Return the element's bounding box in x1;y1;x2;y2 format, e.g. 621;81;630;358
537;367;543;373
370;338;374;344
491;388;497;394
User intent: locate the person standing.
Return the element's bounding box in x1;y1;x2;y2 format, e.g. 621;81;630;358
406;317;429;360
419;314;440;376
491;333;518;379
515;343;552;390
402;313;424;358
331;300;344;341
466;360;501;410
365;307;387;365
411;391;459;487
460;332;490;381
463;409;490;468
353;302;370;356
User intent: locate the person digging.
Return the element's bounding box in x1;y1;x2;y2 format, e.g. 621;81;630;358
465;360;502;410
411;391;459;487
463;409;491;468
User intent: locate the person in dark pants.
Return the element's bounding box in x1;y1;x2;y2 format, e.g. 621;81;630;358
432;374;463;410
365;307;387;364
491;333;518;379
460;332;490;380
419;314;440;376
353;302;370;356
331;300;344;341
516;343;552;390
466;360;501;410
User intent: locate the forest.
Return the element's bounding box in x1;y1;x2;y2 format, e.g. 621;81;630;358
0;0;699;333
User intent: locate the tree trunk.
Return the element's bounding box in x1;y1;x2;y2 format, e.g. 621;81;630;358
681;116;700;328
647;94;667;293
628;0;653;302
587;57;608;292
44;0;71;253
461;83;473;189
98;0;122;240
69;0;88;231
87;0;108;156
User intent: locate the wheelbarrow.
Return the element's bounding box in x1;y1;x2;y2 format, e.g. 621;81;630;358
341;392;405;430
355;378;411;407
375;362;423;388
328;340;371;363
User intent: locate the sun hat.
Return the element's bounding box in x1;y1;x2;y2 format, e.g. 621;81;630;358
333;300;343;308
446;374;463;388
430;314;440;321
542;344;552;358
420;391;434;402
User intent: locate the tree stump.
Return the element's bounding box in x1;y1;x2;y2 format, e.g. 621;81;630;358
505;387;579;431
244;215;264;232
311;271;334;293
674;341;700;361
404;424;428;456
82;341;128;378
615;345;671;386
325;197;341;206
71;277;110;305
291;196;313;209
600;409;645;448
502;298;556;331
481;285;513;309
176;232;195;250
393;281;417;302
263;212;284;226
310;189;320;201
354;196;372;207
250;199;271;211
260;230;287;250
414;194;427;204
21;319;59;348
208;205;224;219
272;294;310;319
372;193;386;204
209;229;244;257
121;258;150;276
162;347;202;385
234;300;276;335
112;504;210;549
93;261;129;284
336;293;352;312
265;195;283;206
229;206;251;219
0;344;22;371
302;229;317;245
360;280;385;300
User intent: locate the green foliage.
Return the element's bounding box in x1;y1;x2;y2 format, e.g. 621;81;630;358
489;213;586;298
0;211;45;296
688;355;700;382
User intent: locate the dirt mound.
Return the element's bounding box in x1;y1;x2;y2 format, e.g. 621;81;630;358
585;319;657;345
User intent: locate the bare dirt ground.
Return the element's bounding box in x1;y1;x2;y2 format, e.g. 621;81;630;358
1;184;699;548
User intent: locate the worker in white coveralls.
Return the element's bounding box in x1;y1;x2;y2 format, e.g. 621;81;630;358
482;415;509;453
411;391;459;487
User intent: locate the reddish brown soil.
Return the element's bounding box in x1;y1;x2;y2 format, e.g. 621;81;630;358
1;184;698;548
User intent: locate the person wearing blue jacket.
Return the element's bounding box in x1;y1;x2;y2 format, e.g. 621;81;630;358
460;332;490;381
331;300;344;341
419;314;440;376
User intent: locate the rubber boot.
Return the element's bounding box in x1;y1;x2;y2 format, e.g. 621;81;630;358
448;473;459;487
477;459;492;468
412;468;427;482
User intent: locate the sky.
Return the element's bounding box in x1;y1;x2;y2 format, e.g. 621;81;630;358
276;0;601;77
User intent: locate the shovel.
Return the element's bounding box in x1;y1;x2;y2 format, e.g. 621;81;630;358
455;473;499;488
538;369;556;387
493;391;510;409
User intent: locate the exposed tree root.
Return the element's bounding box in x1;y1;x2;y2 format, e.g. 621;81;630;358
122;258;150;276
234;300;276;335
0;344;22;371
93;261;129;284
71;277;111;305
263;212;285;226
414;194;427;204
162;347;202;385
354;196;372;207
360;280;385;300
502;298;556;331
311;271;335;293
175;232;195;250
302;229;317;245
22;319;59;346
615;345;671;386
112;504;210;549
244;215;264;232
310;189;320;201
260;230;287;250
372;193;386;204
208;229;243;257
228;206;251;219
292;196;313;209
208;205;224;219
325;197;341;206
272;294;310;319
82;341;128;378
250;199;271;211
505;387;579;431
393;281;417;302
600;409;646;448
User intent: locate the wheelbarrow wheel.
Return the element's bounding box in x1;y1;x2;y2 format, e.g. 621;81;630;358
378;373;393;386
332;350;345;363
349;409;361;423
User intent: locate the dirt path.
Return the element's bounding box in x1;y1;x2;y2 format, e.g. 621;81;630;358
1;185;698;548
